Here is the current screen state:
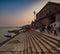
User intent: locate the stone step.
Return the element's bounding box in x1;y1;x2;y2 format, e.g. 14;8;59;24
27;31;42;54
30;36;42;53
32;34;54;54
29;34;40;53
40;35;60;53
0;30;60;54
31;36;48;54
33;30;60;53
35;30;60;44
0;51;22;54
26;32;33;54
34;31;59;46
23;32;28;54
37;35;59;53
41;34;59;46
24;31;38;54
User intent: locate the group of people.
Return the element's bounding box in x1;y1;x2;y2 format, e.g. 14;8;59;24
46;24;58;36
39;24;58;36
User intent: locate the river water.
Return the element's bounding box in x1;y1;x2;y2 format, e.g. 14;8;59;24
0;27;20;44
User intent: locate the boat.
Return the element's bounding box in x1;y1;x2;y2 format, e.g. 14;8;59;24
4;34;12;38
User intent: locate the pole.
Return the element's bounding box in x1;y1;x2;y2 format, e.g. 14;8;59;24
33;11;36;29
34;11;36;21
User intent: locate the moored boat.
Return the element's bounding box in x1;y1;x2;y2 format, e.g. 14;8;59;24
4;34;12;38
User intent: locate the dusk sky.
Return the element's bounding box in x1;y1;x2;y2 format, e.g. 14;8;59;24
0;0;60;26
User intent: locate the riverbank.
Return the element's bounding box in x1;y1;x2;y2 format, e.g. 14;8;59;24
0;27;21;46
0;34;18;47
0;31;25;54
0;28;26;47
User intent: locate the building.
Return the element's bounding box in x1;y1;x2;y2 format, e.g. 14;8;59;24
35;2;60;28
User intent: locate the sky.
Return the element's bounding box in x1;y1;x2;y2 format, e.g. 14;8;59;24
0;0;60;27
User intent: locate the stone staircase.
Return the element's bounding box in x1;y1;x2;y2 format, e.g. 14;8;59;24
0;30;60;54
23;30;60;54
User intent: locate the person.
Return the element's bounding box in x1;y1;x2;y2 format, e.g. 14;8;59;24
50;25;53;33
53;24;58;36
39;26;43;32
39;27;43;32
41;24;46;32
46;24;51;33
